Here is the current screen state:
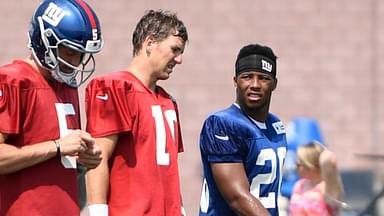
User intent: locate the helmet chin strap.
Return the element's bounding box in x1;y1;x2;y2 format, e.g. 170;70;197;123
51;67;78;87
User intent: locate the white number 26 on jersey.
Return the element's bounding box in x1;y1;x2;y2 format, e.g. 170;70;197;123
200;147;286;212
152;105;177;165
250;147;286;208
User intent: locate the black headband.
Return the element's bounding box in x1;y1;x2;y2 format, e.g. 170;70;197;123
235;54;276;78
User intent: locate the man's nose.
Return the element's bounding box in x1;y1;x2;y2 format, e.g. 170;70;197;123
250;77;261;88
174;54;182;64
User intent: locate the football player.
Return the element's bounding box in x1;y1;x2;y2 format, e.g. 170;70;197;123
0;0;103;215
84;10;188;216
199;44;287;216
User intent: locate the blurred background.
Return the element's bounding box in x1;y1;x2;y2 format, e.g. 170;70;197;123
1;0;384;215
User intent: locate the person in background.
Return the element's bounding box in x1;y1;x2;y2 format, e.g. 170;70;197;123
289;141;344;216
199;43;287;216
0;0;103;215
84;9;188;216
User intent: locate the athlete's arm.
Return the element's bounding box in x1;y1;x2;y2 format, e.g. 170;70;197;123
211;162;271;216
86;134;118;205
0;130;93;175
0;132;57;174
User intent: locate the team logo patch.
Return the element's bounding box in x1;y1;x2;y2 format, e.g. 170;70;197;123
42;2;68;27
261;59;273;72
272;121;285;134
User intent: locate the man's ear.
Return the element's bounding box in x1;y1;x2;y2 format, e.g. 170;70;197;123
272;78;278;91
143;36;156;55
233;76;237;87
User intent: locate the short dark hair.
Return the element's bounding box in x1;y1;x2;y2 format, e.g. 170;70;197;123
235;44;277;77
132;10;188;56
236;44;277;63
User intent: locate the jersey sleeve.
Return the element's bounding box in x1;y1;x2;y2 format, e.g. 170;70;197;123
199;115;244;162
0;83;21;134
85;78;134;137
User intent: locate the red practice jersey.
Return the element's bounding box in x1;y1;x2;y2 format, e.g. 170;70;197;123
0;60;81;216
86;71;184;216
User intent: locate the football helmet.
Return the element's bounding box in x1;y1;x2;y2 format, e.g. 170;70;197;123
28;0;103;87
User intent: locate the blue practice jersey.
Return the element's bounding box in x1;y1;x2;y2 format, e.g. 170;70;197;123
199;104;287;216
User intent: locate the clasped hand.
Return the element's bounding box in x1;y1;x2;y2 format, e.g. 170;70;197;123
57;129;102;169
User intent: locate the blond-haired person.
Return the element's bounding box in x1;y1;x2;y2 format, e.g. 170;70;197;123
289;141;344;216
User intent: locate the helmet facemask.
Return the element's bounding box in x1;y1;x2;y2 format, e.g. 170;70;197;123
28;0;103;88
32;16;97;88
55;49;95;87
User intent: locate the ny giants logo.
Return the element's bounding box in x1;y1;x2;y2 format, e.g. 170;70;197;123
42;2;99;41
261;59;273;73
42;2;68;27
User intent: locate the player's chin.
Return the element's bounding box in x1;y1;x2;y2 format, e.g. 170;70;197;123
59;65;75;74
246;98;261;106
159;72;171;80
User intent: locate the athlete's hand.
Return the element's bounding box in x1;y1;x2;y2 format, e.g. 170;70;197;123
57;129;93;156
78;141;102;169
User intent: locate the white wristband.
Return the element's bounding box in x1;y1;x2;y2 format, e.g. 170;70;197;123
181;206;186;216
87;204;108;216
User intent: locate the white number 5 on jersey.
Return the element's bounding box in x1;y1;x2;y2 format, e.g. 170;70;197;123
55;103;77;168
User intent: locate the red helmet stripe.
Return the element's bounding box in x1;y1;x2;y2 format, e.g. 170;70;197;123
75;0;97;29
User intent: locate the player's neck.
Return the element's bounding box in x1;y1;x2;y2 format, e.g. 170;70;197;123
127;58;157;92
238;103;269;122
23;56;54;83
23;56;39;71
